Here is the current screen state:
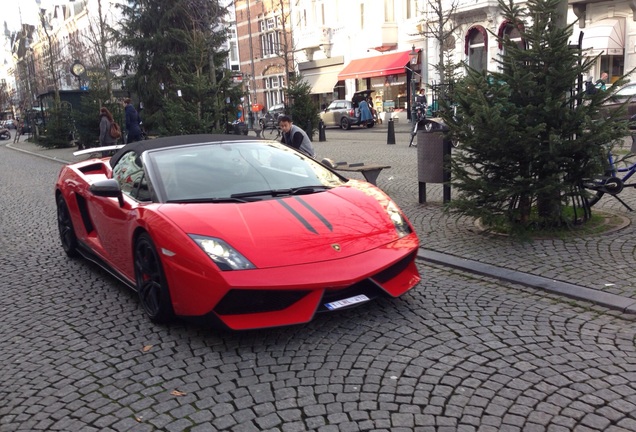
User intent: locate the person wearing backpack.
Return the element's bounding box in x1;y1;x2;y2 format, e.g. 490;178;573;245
99;107;118;147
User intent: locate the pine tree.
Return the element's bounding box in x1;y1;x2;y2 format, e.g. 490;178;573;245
114;0;231;134
439;0;630;231
287;74;320;140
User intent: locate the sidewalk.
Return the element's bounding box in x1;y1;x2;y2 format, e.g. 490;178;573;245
8;126;636;315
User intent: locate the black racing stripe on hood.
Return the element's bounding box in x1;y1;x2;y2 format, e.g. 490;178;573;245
277;200;318;234
294;196;333;231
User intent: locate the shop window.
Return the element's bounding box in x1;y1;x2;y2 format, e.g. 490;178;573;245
466;26;487;72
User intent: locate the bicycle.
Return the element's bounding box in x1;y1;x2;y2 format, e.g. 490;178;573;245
408;103;427;147
261;123;282;140
584;142;636;211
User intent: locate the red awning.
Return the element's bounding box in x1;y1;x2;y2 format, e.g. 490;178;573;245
338;50;413;80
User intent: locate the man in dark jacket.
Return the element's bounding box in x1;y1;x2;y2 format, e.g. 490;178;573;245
124;98;143;143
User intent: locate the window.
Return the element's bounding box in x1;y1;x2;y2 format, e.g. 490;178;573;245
112;151;149;201
384;0;395;23
466;26;487;72
500;21;524;54
264;75;285;108
360;4;365;30
405;0;415;19
229;41;238;63
259;16;282;58
600;55;624;84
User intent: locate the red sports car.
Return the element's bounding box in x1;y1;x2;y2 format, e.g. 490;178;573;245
55;134;420;330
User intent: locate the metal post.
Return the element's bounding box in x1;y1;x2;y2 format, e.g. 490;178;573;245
387;118;396;144
411;75;416;126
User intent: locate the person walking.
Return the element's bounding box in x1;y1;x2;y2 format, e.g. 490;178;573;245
99;107;118;147
278;115;315;157
124;98;143;143
595;72;608;91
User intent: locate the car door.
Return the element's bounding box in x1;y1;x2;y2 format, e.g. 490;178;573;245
321;102;339;127
86;151;146;279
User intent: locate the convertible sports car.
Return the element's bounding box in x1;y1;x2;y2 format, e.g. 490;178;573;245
55;134;420;330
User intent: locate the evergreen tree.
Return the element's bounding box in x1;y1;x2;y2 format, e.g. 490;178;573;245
439;0;630;230
288;74;320;140
114;0;231;134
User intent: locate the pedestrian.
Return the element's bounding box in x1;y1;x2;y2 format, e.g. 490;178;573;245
585;76;598;95
358;97;373;125
278;115;315;157
595;72;608;91
99;107;118;147
416;88;428;105
237;104;244;123
124;98;143;143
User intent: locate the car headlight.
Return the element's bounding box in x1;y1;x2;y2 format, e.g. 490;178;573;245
189;235;255;271
386;201;412;238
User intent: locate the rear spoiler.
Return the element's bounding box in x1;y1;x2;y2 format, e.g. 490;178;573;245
73;144;125;158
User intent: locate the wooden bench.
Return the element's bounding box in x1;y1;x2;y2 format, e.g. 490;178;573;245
330;161;391;186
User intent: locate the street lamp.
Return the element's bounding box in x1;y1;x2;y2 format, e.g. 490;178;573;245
408;45;419;123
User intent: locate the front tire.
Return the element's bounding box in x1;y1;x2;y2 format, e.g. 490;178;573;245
57;195;79;257
134;233;175;323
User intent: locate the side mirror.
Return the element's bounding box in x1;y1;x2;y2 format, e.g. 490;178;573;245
90;178;125;207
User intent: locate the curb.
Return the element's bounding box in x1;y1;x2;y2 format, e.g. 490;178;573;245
417;248;636;315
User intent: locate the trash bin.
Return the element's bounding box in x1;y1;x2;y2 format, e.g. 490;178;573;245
417;117;451;203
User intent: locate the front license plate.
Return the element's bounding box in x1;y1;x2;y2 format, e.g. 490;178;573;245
325;294;370;310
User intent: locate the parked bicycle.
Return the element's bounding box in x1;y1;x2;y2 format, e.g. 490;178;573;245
584;144;636;210
261;123;282;140
408;103;427;148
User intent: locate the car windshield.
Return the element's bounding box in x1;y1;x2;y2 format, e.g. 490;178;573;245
145;141;346;203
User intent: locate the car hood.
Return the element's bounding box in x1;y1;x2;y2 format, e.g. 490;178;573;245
157;184;401;268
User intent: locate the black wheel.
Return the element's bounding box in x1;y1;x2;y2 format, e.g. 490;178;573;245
340;117;351;130
266;126;279;139
584;173;621;207
366;120;375;129
134;233;174;323
57;195;79;257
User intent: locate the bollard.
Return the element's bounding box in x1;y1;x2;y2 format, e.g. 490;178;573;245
318;120;326;142
387;118;396;145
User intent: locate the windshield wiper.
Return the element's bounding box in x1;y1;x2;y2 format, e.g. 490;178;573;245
166;197;248;203
231;186;330;199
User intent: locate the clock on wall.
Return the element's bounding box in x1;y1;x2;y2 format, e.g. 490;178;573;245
70;60;85;77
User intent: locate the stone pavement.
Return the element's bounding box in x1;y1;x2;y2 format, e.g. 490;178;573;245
7;120;636;315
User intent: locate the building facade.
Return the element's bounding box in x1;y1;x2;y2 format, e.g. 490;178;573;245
234;0;293;114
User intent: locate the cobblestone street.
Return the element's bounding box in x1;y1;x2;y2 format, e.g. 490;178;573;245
2;128;636;431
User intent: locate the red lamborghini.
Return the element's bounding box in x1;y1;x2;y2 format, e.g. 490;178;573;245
55;135;420;330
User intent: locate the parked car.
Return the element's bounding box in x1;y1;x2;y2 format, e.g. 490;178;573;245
4;119;16;129
320;90;376;130
55;134;420;330
258;103;286;129
602;82;636;128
